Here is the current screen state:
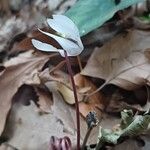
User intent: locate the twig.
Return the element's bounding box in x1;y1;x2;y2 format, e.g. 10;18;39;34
84;61;148;101
64;51;80;150
77;55;83;72
81;127;93;150
49;60;66;74
83;81;108;102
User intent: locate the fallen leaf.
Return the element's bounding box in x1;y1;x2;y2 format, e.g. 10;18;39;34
0;51;49;136
74;74;105;117
105;90;145;113
110;138;143;150
13;84;53;113
12;28;60;52
108;135;150;150
35;86;53;113
56;82;83;104
12;84;38;106
0;0;9;13
56;73;105;117
2;90;99;149
0;143;17;150
82;30;150;90
49;90;99;145
2;100;77;150
0;17;27;52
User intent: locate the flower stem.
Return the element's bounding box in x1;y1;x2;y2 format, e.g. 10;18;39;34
64;51;80;150
81;127;93;150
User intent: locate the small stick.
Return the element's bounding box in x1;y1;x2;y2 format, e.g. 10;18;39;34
81;127;93;150
77;55;83;71
83;81;108;102
49;60;66;74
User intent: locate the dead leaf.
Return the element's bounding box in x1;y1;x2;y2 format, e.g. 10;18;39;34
110;138;142;150
49;90;99;145
35;86;53;113
0;51;49;136
2;101;76;150
56;73;105;117
12;84;38;105
56;82;83;104
0;0;9;13
12;28;60;53
0;143;17;150
82;30;150;90
109;135;150;150
2;91;97;149
0;17;27;52
105;91;144;113
74;74;105;117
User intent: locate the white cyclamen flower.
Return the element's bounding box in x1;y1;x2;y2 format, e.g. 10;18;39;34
31;15;84;57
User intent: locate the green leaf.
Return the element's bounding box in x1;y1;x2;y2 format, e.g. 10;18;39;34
96;110;150;149
96;127;121;149
65;0;145;36
120;109;134;129
121;115;150;137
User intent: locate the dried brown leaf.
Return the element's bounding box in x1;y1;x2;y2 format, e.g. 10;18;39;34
2;100;76;150
0;143;17;150
0;51;49;136
0;0;9;13
56;82;83;104
2;90;99;149
35;86;53;113
74;74;105;117
82;30;150;90
0;17;27;52
50;90;98;145
12;28;59;52
56;73;105;117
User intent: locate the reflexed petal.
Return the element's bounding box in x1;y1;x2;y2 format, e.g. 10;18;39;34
32;39;65;56
50;15;84;52
47;15;79;40
32;39;58;52
38;29;82;56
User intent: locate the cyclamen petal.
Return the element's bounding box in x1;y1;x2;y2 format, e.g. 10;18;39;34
53;15;77;30
47;15;83;51
32;39;57;52
38;29;82;56
47;19;75;39
31;39;64;54
47;15;79;40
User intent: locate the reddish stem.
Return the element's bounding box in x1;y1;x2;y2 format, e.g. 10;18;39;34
64;51;80;150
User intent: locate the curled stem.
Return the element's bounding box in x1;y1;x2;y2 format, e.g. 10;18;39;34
64;51;80;150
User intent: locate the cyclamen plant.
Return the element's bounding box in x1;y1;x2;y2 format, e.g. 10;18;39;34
32;1;147;149
32;15;84;150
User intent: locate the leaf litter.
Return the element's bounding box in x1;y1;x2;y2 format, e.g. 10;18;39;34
82;30;150;90
0;0;150;150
